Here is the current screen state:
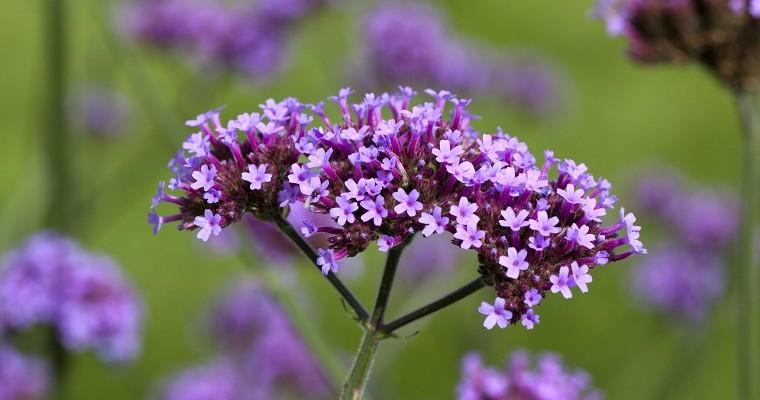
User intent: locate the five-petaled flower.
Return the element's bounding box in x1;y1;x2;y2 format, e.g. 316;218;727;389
478;297;512;330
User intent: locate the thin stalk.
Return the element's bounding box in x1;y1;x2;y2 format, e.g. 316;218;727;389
370;241;409;327
383;277;486;333
43;0;69;231
43;1;71;397
271;214;369;322
734;90;759;400
49;327;68;400
339;328;381;400
235;229;343;391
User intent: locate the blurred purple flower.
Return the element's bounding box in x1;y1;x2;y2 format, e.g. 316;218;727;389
0;233;78;329
632;171;737;322
162;359;245;400
0;346;49;400
123;0;323;81
457;351;600;400
69;85;131;138
205;279;330;397
360;2;563;115
593;0;760;91
632;246;723;322
0;232;143;362
58;255;143;362
635;173;739;250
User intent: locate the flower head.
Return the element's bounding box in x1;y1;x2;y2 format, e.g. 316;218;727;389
594;0;760;90
150;88;644;329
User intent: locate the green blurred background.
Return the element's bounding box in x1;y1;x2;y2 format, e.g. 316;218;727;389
0;0;744;398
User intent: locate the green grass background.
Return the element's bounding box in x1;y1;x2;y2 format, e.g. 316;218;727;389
0;0;745;398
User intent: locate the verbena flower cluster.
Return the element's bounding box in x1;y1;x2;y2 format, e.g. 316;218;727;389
124;0;323;80
594;0;760;90
631;173;737;322
0;233;143;362
162;279;330;400
149;88;645;330
360;3;562;116
0;346;49;400
457;351;600;400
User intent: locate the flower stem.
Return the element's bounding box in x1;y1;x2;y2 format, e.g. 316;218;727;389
370;240;410;327
43;0;70;231
734;90;759;400
272;214;369;322
382;277;486;333
49;327;69;400
339;328;382;400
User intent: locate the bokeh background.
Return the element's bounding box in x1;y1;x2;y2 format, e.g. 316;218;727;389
0;0;746;398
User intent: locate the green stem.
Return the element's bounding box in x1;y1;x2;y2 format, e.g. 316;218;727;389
339;328;381;400
370;240;409;327
235;230;343;391
382;277;487;333
271;214;369;321
49;327;69;400
44;0;69;231
735;90;759;400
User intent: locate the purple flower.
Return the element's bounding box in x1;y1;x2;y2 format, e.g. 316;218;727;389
457;351;599;400
499;207;530;231
566;223;596;249
478;297;512;330
454;224;485;250
241;163;273;191
392;188;423;217
194;210;223;241
524;289;542;307
360;3;562;115
521;309;540;330
200;280;331;398
433;140;464;164
450;197;479;226
0;346;49;400
329;195;358;226
360;196;388;226
190;164;217;191
151;89;643;327
529;211;560;236
550;266;573;299
457;353;508;400
632;246;724;322
307;148;334;168
0;233;143;363
571;262;592;294
316;248;339;275
58;257;142;361
498;247;529;279
418;206;449;237
163;360;242;400
557;183;585;205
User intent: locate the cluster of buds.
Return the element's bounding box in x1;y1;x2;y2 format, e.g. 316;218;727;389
150;88;645;330
595;0;760;91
